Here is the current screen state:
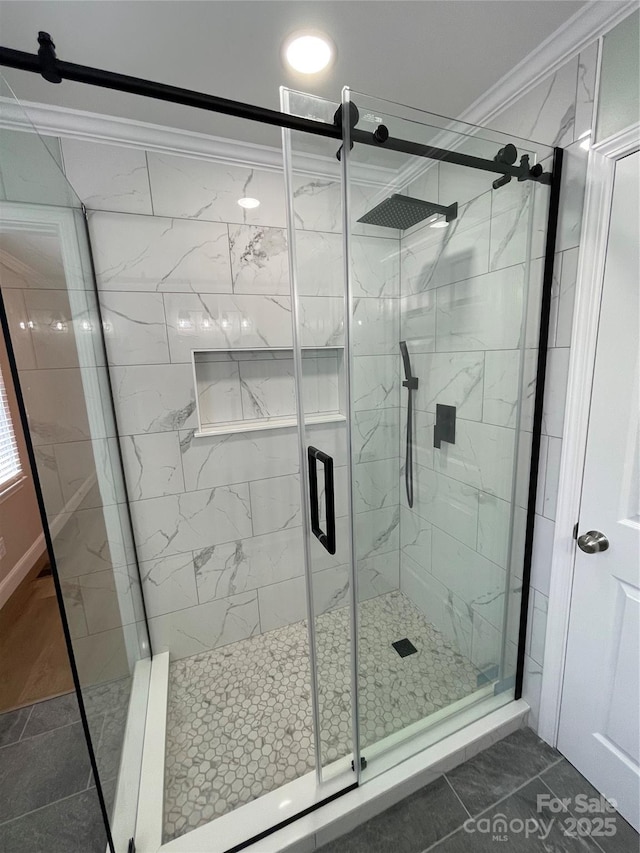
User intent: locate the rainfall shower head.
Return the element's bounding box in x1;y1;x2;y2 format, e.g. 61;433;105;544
358;194;458;231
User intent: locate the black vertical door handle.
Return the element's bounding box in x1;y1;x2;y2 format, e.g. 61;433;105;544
307;446;336;555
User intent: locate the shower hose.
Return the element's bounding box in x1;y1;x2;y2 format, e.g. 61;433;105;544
405;385;414;508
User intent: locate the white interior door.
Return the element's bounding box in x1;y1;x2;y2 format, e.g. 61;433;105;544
558;149;640;831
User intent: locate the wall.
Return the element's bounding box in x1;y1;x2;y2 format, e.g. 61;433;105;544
0;307;43;603
58;135;401;660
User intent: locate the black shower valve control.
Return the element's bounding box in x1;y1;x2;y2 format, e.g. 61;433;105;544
434;404;456;449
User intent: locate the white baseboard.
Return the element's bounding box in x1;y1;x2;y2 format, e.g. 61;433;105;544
0;532;45;609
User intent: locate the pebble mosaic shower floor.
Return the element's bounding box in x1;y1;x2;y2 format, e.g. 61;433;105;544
164;590;480;841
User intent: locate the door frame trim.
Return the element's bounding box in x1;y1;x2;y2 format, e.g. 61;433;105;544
537;121;640;746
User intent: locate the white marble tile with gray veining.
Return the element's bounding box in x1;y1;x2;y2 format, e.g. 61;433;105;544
434;418;515;501
257;577;306;632
351;234;400;298
110;363;197;435
78;568;138;634
400;290;436;353
61;139;152;214
297;296;344;348
407;465;479;549
401;193;491;294
554;247;577;348
148;591;260;659
195;360;243;426
301;353;341;415
100;291;169;365
249;473;301;536
400;505;432;572
353;457;400;512
130;484;252;561
313;565;350;615
436;264;525;352
229;224;290;295
138;552;198;618
352;297;398;355
195;527;304;604
487;56;577;147
489;180;534;272
147;153;286;227
356;505;400;561
54;505;131;578
352;355;400;411
179;428;299;491
33;444;65;518
238;358;296;419
411;351;484;421
431;527;507;630
541;347;570;438
483;349;521;428
527;589;548;666
471;611;501;671
574;43;599;142
291;174;342;233
477;492;512;570
89;211;232;292
410;407;436;472
352;407;399;463
21;368;93;446
543;436;562;521
400;551;473;661
163;292;292;361
54;437;124;509
120;432;185;500
556;140;588;253
357;552;400;601
294;230;343;297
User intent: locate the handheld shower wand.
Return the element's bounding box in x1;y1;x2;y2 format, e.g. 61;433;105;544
399;341;418;508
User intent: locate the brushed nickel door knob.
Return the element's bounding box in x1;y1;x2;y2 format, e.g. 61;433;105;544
577;530;609;554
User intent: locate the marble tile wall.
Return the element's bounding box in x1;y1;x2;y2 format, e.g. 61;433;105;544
59;139;401;659
397;45;597;727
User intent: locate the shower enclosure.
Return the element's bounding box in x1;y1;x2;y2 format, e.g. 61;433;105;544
0;65;556;853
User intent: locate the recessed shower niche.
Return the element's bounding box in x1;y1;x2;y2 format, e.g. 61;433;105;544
192;347;345;435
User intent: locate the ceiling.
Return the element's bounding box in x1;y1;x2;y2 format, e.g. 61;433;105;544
0;1;586;148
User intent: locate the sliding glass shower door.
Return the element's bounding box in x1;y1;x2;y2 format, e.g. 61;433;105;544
281;88;359;783
341;89;553;771
285;83;554;781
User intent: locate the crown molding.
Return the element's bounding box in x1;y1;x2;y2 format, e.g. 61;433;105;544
0;96;395;187
394;0;637;190
0;2;634;191
458;0;636;130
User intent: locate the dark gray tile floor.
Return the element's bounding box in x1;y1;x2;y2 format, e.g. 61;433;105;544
0;693;108;853
319;728;640;853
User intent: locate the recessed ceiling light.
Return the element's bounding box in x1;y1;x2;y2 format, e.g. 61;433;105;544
237;197;260;209
283;31;334;74
430;219;449;228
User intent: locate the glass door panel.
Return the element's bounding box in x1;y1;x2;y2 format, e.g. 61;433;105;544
281;88;358;780
0;79;150;852
341;88;553;770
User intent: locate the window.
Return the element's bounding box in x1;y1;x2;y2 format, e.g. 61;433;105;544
0;365;22;492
